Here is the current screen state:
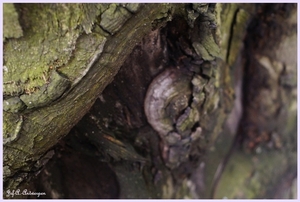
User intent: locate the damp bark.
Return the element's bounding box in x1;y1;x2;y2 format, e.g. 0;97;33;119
3;3;297;199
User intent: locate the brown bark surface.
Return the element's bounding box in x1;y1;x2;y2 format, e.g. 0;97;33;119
3;3;297;199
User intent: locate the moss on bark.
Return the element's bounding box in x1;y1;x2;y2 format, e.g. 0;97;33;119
3;3;175;192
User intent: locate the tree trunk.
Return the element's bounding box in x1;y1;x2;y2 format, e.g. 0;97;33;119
3;3;297;199
3;3;174;192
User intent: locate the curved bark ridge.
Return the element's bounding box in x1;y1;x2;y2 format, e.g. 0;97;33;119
3;4;142;112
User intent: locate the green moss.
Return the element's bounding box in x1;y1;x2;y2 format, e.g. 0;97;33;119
80;4;107;34
193;42;214;61
176;108;199;133
3;166;11;179
201;34;220;58
3;3;23;39
4;3;176;192
58;33;107;82
19;70;70;109
214;149;296;199
3;4;105;97
3;112;20;140
99;4;132;35
121;3;141;13
227;9;250;66
215;3;238;61
214;152;254;199
3;97;26;113
192;35;220;61
215;4;251;66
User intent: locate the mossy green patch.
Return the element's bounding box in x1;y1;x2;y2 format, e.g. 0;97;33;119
3;4;105;97
3;3;23;39
100;4;132;35
227;9;250;66
3;97;26;113
20;70;70;109
215;3;238;61
214;149;295;199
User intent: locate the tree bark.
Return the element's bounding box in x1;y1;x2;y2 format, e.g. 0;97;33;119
3;3;297;199
3;3;174;192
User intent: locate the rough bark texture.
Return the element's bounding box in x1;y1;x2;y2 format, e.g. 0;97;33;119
3;3;174;192
3;3;297;199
